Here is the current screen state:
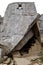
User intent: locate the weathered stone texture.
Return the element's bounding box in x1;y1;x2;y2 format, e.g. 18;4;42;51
0;2;42;64
0;2;38;54
38;15;43;42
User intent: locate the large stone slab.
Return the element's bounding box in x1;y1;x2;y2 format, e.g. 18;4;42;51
0;2;38;54
3;2;37;35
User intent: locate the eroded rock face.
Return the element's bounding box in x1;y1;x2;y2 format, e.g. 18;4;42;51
0;2;38;54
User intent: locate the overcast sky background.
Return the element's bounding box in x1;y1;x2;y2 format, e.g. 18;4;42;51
0;0;43;17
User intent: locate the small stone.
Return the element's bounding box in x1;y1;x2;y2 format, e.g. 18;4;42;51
3;58;11;64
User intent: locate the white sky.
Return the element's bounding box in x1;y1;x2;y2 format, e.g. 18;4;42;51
0;0;43;17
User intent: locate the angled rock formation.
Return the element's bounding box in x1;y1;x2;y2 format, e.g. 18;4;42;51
0;2;40;55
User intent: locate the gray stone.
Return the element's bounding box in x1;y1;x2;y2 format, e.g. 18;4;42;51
0;48;2;58
0;16;3;32
38;15;43;42
0;2;38;54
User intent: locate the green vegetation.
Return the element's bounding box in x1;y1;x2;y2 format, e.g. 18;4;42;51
31;56;43;63
39;56;43;62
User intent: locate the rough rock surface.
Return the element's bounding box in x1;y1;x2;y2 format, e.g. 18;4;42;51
38;15;43;42
0;2;42;65
0;2;38;54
